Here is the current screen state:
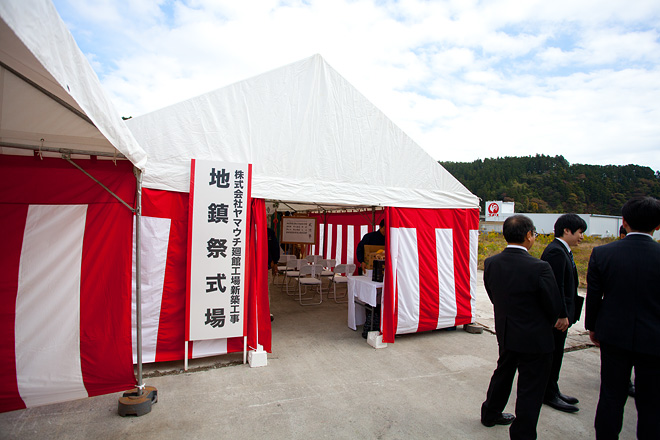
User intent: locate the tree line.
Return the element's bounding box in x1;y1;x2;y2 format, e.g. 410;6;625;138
440;154;660;216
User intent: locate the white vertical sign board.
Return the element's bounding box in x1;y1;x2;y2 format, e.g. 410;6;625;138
188;160;250;341
486;201;502;219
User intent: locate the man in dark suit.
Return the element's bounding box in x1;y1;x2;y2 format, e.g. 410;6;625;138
541;214;587;413
586;196;660;439
356;219;386;337
356;219;386;272
481;215;562;439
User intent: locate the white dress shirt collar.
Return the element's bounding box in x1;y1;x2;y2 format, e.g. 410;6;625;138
556;237;572;253
626;232;653;238
506;244;528;252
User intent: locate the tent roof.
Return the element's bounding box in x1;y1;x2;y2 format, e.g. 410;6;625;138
127;54;478;210
0;0;147;169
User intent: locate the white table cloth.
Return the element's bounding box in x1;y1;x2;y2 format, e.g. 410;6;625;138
347;275;383;330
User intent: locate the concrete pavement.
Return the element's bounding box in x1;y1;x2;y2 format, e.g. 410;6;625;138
0;271;638;439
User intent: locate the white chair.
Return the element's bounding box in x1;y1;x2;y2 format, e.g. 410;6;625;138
305;254;322;265
319;258;336;291
275;254;296;285
282;259;304;295
329;263;356;303
297;263;323;305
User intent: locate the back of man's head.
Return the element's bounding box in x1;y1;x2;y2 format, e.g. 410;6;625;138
379;219;385;229
554;213;588;237
503;215;534;244
622;196;660;233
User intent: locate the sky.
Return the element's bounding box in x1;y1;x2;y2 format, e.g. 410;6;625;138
51;0;660;172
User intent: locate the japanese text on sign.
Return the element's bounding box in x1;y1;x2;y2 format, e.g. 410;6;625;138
187;160;250;341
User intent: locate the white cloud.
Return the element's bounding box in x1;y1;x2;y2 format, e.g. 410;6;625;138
52;0;660;171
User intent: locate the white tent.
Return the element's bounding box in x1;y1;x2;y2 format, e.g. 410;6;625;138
0;0;146;166
127;54;477;210
0;0;150;413
122;54;480;361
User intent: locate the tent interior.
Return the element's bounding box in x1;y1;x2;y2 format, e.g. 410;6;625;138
140;263;388;375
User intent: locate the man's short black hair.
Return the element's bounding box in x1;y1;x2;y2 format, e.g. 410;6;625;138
379;219;385;228
622;196;660;232
619;225;627;236
554;214;588;237
503;215;535;244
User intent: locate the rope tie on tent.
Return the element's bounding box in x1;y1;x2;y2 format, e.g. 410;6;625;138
38;138;44;160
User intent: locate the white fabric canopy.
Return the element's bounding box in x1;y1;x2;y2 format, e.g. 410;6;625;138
0;0;147;169
127;54;478;210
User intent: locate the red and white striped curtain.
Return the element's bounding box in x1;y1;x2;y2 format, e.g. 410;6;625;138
309;211;385;266
0;156;137;413
382;207;480;343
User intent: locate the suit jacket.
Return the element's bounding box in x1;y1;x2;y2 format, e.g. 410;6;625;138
484;247;561;354
586;234;660;356
541;239;579;324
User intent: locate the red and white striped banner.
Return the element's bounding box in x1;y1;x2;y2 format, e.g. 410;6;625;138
0;156;136;413
309;211;385;267
382;207;480;342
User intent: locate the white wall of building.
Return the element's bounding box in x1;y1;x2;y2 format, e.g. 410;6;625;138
482;213;659;239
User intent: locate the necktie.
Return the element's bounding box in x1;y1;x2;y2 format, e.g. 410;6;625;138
569;251;576;268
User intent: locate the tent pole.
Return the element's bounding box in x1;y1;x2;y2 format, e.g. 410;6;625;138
135;168;144;394
323;210;328;258
118;167;157;416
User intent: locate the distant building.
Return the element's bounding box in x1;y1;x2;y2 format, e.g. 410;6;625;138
479;201;660;239
484;201;515;220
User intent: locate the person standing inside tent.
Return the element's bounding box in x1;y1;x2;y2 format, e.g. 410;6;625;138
267;227;280;276
267;228;280;322
356;219;386;272
586;196;660;439
481;215;561;439
541;214;587;414
355;219;386;338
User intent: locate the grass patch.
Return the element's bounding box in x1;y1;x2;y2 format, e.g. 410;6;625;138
478;232;617;288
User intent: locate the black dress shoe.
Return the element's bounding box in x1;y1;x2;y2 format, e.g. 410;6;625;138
544;395;579;413
481;413;515;427
557;391;579;405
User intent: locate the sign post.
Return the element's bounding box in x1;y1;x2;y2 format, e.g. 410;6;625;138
186;160;251;349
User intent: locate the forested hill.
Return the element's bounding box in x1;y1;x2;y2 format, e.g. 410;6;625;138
439;155;660;216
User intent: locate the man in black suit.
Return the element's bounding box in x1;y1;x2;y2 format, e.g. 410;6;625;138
481;215;562;439
541;214;587;413
356;219;386;272
586;196;660;439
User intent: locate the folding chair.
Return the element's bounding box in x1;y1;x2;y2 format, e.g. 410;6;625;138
274;254;296;285
329;263;356;303
305;254;322;265
297;263;323;305
319;258;336;292
282;258;304;295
